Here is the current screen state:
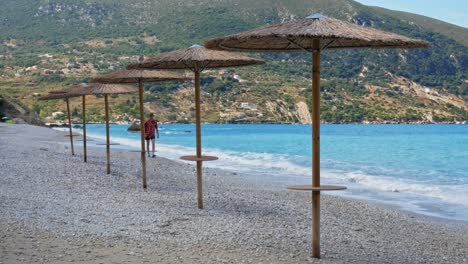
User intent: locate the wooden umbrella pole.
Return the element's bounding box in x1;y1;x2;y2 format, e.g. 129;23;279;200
104;94;111;175
138;79;148;190
194;71;203;209
311;39;321;258
82;95;87;162
66;98;75;156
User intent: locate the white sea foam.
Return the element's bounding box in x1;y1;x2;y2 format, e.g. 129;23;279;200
323;170;468;206
161;131;192;135
52;127;70;132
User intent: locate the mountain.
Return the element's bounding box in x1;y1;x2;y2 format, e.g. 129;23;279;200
369;6;468;46
0;0;466;124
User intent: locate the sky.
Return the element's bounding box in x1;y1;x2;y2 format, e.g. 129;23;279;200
355;0;468;28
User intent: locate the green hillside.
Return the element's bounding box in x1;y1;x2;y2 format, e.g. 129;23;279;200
369;6;468;46
0;0;466;124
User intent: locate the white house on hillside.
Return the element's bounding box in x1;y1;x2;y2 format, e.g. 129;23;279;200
240;102;257;111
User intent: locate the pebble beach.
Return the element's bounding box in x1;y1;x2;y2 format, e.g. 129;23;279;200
1;123;468;263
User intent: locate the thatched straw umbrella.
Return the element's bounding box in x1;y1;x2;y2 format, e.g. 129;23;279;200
205;13;430;258
38;91;81;156
49;90;69;94
65;84;100;163
71;83;138;174
127;45;264;208
90;69;190;190
70;85;89;163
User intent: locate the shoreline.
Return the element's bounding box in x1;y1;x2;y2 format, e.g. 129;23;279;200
1;123;468;263
58;124;468;222
67;124;468;222
41;122;468;128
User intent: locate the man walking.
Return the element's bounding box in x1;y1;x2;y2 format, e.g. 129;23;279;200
144;113;159;158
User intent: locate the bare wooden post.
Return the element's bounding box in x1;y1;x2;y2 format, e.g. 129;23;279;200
194;70;203;209
138;80;148;190
311;39;321;258
66;98;75;156
82;95;87;162
104;94;111;175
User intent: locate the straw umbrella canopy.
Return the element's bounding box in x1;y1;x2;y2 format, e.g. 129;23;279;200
70;83;138;175
38;91;82;156
90;69;190;190
127;45;264;209
91;69;190;84
64;83;107;163
66;84;90;163
204;13;429;51
205;13;429;258
48;90;69;94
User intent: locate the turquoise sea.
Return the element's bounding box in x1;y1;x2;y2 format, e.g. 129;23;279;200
82;124;468;221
